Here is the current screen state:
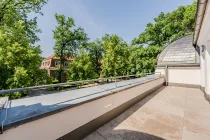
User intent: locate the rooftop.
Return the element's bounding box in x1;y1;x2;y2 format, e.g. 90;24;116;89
84;86;210;140
44;55;74;61
157;35;199;66
0;74;160;128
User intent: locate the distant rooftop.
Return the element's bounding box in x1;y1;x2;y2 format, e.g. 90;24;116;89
157;35;200;66
44;55;74;61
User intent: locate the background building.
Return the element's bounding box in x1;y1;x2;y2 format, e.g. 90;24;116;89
40;55;74;82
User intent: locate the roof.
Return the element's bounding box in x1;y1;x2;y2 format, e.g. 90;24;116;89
193;0;207;45
157;35;199;66
45;55;74;61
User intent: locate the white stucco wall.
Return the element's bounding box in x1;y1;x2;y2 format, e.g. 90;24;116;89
200;50;205;88
197;0;210;95
167;67;201;86
0;77;165;140
156;67;201;86
155;68;165;76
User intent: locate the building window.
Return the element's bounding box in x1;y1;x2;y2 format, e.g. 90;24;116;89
64;61;69;66
55;60;60;66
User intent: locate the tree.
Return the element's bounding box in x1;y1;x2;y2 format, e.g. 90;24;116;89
0;0;47;44
127;46;163;75
182;2;197;33
101;34;129;77
81;39;105;76
0;0;52;99
53;14;88;83
68;51;98;81
132;2;197;46
129;2;197;75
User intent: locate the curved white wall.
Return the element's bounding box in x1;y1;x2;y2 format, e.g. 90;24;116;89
156;67;201;86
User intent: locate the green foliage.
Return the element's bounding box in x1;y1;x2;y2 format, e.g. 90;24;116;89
68;51;99;81
53;13;88;57
0;0;47;43
101;34;129;77
52;79;59;84
132;2;197;46
127;46;163;74
6;67;32;89
5;67;31;99
0;0;52;99
32;69;52;85
127;2;196;76
182;2;197;33
81;39;105;75
53;13;88;82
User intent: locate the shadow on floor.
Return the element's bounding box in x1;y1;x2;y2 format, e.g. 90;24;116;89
84;130;165;140
60;86;167;140
97;87;167;140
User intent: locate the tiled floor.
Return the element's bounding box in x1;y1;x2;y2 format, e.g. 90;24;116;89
83;86;210;140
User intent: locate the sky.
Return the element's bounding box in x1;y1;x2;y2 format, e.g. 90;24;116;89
35;0;194;57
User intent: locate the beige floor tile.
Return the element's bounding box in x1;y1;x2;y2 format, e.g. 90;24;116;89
140;99;163;110
130;131;165;140
167;86;186;98
185;97;210;112
163;94;186;109
142;87;170;102
115;108;150;127
97;106;153;140
182;128;210;140
97;119;124;140
83;131;106;140
186;88;204;99
85;86;210;140
184;110;210;136
158;95;186;117
158;103;185;118
141;112;183;140
185;109;210;121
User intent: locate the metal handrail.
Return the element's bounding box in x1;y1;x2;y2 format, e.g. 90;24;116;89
0;72;161;95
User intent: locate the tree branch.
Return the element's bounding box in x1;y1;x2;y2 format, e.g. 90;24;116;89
1;0;13;10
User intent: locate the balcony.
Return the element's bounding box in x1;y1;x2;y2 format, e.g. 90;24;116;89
84;86;210;140
0;72;209;140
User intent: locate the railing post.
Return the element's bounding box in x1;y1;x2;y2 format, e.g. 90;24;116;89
115;78;117;88
165;65;168;86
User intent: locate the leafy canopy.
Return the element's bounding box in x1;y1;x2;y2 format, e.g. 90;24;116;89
68;51;98;81
53;13;88;82
132;2;197;46
101;34;129;77
53;13;88;58
0;0;51;99
81;39;105;76
127;46;163;74
0;0;47;43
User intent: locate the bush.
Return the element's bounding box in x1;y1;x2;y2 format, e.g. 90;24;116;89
52;80;59;84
